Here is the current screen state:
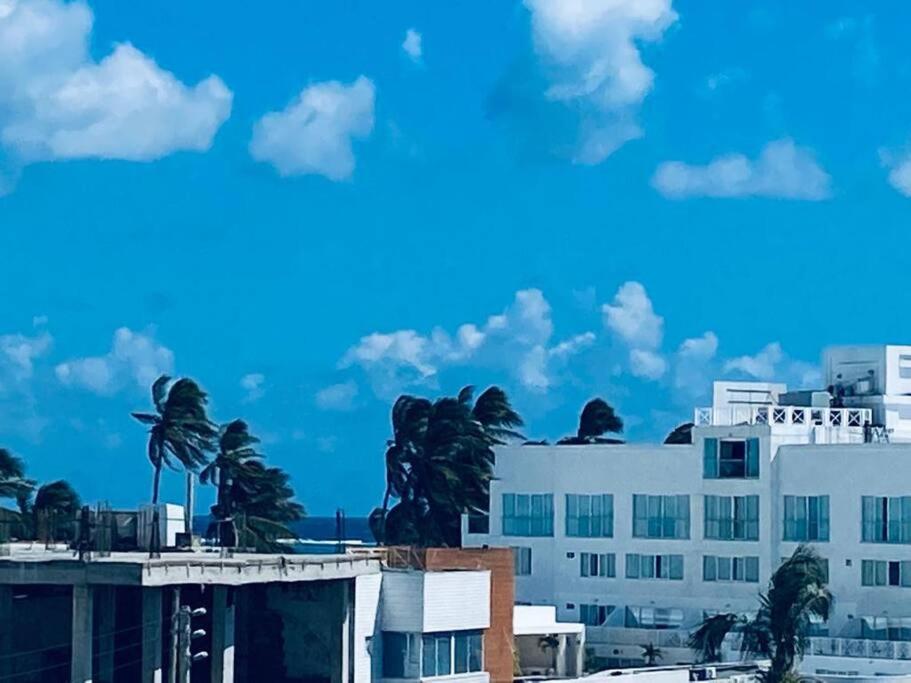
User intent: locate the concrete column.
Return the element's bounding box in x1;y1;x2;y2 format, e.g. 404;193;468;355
96;586;116;683
142;587;164;683
574;635;585;677
555;634;567;677
0;586;12;680
210;586;235;683
71;585;94;683
330;581;352;683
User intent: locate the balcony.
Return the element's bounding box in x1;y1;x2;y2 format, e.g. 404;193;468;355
808;637;911;660
694;406;872;429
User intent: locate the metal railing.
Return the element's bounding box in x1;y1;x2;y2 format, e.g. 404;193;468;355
808;637;911;660
694;406;872;428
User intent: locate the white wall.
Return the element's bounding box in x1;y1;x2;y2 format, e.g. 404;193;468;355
379;569;491;634
355;573;383;683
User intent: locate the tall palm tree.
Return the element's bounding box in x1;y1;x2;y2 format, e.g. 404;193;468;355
741;545;833;683
132;375;217;553
0;448;34;540
32;480;81;542
688;613;743;663
558;398;624;444
227;459;305;551
371;385;523;547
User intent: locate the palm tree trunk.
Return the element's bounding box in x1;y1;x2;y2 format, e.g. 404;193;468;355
184;471;194;538
152;464;162;504
150;464;162;557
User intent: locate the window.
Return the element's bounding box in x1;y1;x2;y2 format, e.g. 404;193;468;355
625;606;685;630
783;496;830;541
453;631;483;674
861;559;911;587
703;437;760;479
422;633;452;677
580;604;614;626
704;495;759;541
860;616;911;641
513;546;532;576
502;493;554;537
467;513;489;534
632;494;690;539
625;553;684;580
862;496;911;543
566;494;614;537
703;555;760;583
383;632;420;678
581;552;616;578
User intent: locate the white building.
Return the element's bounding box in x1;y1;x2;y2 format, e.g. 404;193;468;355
463;345;911;678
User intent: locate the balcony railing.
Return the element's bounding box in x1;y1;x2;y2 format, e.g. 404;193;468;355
694;406;872;429
808;637;911;660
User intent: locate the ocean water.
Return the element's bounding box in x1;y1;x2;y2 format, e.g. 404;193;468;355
192;515;374;553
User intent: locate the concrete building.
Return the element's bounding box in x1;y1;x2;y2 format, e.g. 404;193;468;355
463;345;911;680
0;543;498;683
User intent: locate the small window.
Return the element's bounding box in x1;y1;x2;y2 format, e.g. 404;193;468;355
719;441;746;478
512;547;532;576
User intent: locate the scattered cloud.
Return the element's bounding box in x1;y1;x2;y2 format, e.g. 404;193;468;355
0;330;52;387
56;327;174;395
652;139;831;200
702;67;747;95
0;0;232;190
723;342;820;388
630;349;667;380
341;288;595;397
250;76;375;181
402;28;422;62
880;147;911;197
522;0;677;164
602;282;663;349
673;331;718;396
240;372;265;403
315;380;359;411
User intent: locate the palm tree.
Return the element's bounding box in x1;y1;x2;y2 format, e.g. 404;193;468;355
558;398;624;444
640;643;663;666
688;613;742;663
0;449;35;540
664;422;694;445
371;385;523;547
741;545;833;683
32;480;81;542
132;375;217;553
228;460;305;551
538;634;560;673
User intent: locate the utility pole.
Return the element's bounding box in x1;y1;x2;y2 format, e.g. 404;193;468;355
177;605;208;683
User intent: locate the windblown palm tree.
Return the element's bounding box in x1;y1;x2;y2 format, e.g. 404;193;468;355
741;545;833;683
664;422;694;445
132;375;217;552
688;613;743;663
0;449;35;540
201;419;303;550
31;480;81;542
558;398;624;444
640;644;663;666
371;385;523;547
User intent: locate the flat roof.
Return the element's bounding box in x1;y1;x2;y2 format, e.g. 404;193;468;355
0;544;381;587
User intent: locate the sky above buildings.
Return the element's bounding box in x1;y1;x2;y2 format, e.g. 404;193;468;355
1;0;910;514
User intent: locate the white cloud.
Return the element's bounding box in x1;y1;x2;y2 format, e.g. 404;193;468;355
602;281;663;349
240;372;265;403
0;0;232;183
315;380;359;411
402;29;422;62
886;157;911;196
524;0;677;164
342;289;594;396
652;139;831;200
250;76;375;181
723;342;783;380
630;348;667;380
672;331;718;396
56;327;174;395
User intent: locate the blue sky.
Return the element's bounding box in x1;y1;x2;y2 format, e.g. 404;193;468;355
1;0;911;515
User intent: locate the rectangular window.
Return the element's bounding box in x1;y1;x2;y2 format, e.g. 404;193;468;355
704;555;760;583
704;438;760;479
512;546;532;576
625;553;684;580
783;496;830;541
704;495;760;541
581;552;616;578
453;631;483;674
422;633;452;677
625;606;685;630
566;494;614;537
862;496;911;544
632;494;690;539
502;493;554;537
383;632;420;678
861;560;911;587
579;604;614;626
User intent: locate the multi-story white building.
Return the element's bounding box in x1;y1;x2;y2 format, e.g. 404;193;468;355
463;344;911;677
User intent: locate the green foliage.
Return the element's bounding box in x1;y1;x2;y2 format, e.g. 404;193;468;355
741;545;833;683
371;385;523;547
664;422;694;445
559;398;624;444
640;643;663;666
688;613;743;663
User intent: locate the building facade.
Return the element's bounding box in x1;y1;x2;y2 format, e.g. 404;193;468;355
463;345;911;675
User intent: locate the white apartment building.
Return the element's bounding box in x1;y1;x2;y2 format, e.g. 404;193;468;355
463;344;911;677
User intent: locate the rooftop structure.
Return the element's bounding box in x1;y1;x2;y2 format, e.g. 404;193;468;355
463;344;911;681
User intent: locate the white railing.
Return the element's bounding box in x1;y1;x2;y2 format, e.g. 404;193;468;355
694;406;872;429
808;637;911;660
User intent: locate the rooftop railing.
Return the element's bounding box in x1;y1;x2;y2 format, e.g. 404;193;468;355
808;636;911;660
694;406;872;428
